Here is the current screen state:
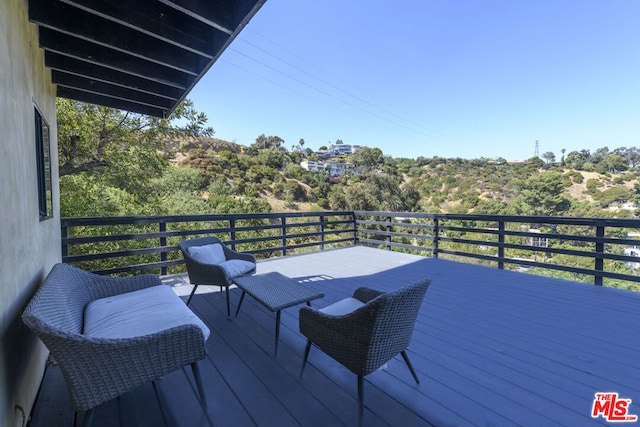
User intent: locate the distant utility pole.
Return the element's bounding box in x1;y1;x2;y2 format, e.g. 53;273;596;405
534;140;540;157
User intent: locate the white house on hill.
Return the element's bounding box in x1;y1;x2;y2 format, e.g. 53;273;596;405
327;143;362;155
300;160;355;177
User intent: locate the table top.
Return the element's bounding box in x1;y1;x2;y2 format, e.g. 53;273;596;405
233;272;324;312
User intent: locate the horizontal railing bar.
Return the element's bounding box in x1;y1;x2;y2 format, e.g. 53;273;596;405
435;236;640;263
64;222;356;246
92;259;184;275
358;238;434;253
356;229;435;241
64;246;170;263
354;211;436;220
438;225;624;245
241;237;355;257
61;211;355;226
355;219;434;230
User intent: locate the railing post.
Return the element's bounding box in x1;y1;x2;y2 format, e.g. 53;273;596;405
433;217;439;258
229;218;236;251
352;212;357;246
386;216;392;250
498;220;505;270
61;223;68;260
159;222;167;276
595;224;605;286
320;214;325;251
281;215;287;257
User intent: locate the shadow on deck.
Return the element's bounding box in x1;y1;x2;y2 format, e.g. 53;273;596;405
28;246;640;426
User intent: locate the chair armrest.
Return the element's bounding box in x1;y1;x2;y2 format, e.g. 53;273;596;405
38;323;206;411
222;246;256;264
300;306;375;366
353;287;384;303
183;257;229;286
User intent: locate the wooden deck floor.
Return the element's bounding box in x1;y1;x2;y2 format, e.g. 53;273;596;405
29;246;640;426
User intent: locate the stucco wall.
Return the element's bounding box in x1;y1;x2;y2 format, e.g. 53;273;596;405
0;1;61;426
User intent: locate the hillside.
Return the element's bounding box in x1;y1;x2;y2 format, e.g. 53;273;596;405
168;137;640;218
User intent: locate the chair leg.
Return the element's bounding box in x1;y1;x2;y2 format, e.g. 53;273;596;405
191;362;208;411
234;291;247;318
357;375;364;427
225;286;231;319
300;340;312;378
74;408;94;427
400;350;420;384
274;311;282;356
186;284;199;305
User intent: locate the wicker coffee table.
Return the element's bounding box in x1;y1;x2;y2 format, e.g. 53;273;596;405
233;271;324;356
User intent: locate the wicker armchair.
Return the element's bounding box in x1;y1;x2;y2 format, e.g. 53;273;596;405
299;279;431;426
179;236;256;317
22;263;210;426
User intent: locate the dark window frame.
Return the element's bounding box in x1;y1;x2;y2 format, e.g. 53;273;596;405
35;105;53;220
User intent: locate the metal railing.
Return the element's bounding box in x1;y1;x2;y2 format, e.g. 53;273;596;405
355;211;640;287
61;211;640;288
61;211;356;275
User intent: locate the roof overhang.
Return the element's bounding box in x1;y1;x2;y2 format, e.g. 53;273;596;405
29;0;266;118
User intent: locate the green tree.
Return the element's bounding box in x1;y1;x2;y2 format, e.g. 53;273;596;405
57;98;213;194
59;174;139;217
328;186;348;210
352;147;384;171
258;149;287;170
401;181;421;212
542;152;556;164
599;154;628;174
208;176;233;197
565;150;589;169
345;184;379;211
283;180;306;203
592;186;633;208
149;165;205;197
252;134;284;150
511;172;570;216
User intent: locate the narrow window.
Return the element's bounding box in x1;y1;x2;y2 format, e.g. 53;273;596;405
35;106;52;220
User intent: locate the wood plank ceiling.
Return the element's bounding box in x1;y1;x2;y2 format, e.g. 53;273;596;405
29;0;266;117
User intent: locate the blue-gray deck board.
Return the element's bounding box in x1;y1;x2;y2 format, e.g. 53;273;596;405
28;246;640;426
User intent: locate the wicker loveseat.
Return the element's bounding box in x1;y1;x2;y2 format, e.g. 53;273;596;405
22;263;210;425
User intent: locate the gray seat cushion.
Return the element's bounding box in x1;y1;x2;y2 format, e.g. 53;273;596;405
84;285;210;341
319;297;364;316
220;259;255;279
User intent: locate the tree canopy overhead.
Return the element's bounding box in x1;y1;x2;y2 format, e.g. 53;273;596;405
57;99;213;185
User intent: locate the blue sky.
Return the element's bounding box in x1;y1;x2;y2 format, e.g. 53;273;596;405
189;0;640;161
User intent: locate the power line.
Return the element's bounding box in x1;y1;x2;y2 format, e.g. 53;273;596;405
231;30;466;146
228;47;436;138
220;59;396;130
238;34;452;139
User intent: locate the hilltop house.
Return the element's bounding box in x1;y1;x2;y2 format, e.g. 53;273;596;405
328;142;362;155
0;1;265;426
300;160;356;177
317;142;363;159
